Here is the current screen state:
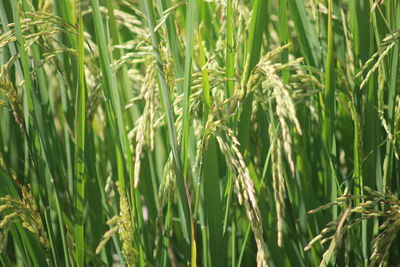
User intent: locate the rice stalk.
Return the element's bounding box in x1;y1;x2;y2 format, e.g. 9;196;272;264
215;126;269;267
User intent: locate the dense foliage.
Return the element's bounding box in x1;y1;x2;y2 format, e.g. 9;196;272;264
0;0;399;266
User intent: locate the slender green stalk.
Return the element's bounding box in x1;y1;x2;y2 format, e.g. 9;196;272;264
181;0;197;179
226;0;235;97
279;0;289;82
74;17;86;267
203;137;225;267
383;2;399;191
322;0;337;216
287;0;321;67
198;24;211;111
240;0;267;91
238;0;267;150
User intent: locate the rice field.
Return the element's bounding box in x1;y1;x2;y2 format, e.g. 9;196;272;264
0;0;399;266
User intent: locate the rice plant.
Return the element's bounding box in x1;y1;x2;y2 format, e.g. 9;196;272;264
0;0;399;266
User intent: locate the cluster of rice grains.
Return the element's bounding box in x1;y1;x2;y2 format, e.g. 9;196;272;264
0;176;49;255
305;187;400;266
96;182;140;266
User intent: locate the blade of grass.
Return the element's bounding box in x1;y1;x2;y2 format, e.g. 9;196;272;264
240;0;267;90
287;0;321;67
181;0;197;180
226;0;234;97
322;0;337;214
383;1;399;191
279;0;289;82
238;0;268;151
198;23;211;112
74;16;86;267
203;136;225;267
